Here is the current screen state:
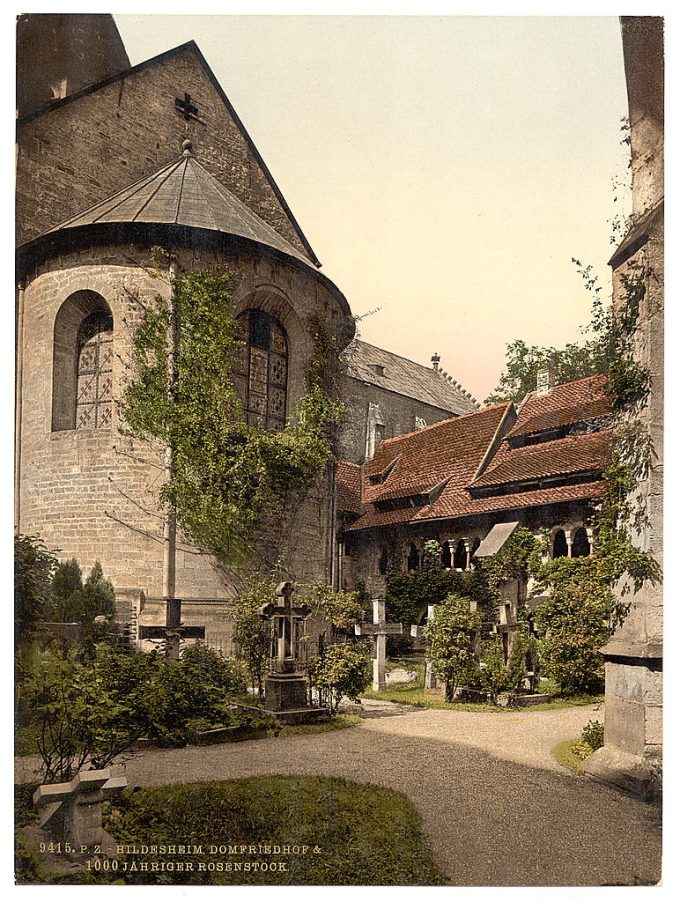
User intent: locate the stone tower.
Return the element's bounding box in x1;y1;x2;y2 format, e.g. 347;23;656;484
16;23;353;649
585;16;664;797
16;14;130;116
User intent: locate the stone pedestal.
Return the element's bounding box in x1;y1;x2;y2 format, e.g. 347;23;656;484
263;671;330;725
264;671;309;712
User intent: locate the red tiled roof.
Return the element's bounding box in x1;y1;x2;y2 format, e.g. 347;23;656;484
336;460;363;515
471;430;612;490
343;375;613;535
507;374;611;439
363;404;512;504
345;480;606;532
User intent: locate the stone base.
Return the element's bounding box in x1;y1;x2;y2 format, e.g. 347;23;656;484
583;746;662;802
271;706;331;726
264;671;309;712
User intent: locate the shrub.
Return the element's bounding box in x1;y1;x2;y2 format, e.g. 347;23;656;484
14;534;58;646
309;640;372;712
180;643;248;696
534;558;612;694
581;719;605;752
231;581;275;698
423;593;481;701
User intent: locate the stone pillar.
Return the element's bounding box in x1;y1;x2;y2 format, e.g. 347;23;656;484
584;16;663;799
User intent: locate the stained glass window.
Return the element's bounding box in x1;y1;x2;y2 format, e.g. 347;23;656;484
233;309;288;430
75;310;113;429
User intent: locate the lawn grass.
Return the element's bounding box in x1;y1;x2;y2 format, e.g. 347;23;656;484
277;713;361;737
362;681;603;713
92;776;448;885
552;739;588;775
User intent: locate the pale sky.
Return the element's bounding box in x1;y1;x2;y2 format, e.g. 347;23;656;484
116;14;630;402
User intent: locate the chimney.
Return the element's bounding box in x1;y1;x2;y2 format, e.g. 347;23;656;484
536;362;557;395
431;353;441;372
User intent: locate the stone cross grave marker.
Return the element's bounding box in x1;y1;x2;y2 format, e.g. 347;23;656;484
139;597;205;660
259;581;312;673
355;598;403;692
33;769;127;853
411;603;439;689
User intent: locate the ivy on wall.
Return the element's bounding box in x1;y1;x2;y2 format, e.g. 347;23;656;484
121;262;344;566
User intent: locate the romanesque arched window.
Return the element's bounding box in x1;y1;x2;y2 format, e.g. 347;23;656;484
441;541;452;569
454;540;468;570
75;310;113;429
378;545;388;575
233;309;288;430
407;543;420;572
572;527;591;558
553;529;568;559
52;291;114;432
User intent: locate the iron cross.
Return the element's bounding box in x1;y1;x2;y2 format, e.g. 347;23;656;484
175;92;199;121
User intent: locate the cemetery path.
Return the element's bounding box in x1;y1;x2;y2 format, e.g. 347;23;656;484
15;701;661;886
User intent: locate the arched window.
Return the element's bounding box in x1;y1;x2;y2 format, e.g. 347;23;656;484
441;541;452;569
471;537;481;559
407;543;420;572
52;291;114;432
233;309;288;430
553;529;568;559
572;527;591;558
75;310;113;429
454;540;467;570
378;545;388;575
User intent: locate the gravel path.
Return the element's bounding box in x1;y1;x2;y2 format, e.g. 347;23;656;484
16;701;661;886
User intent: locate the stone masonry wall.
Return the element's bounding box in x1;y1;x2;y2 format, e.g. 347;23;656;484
336;376;461;465
18;238;345;648
17;43;312;260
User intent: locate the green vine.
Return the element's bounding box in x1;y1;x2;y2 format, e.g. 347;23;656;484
121;265;344;566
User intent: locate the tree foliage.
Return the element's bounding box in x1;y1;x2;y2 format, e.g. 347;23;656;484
423;593;481;701
231;580;275;698
309;640;372;712
14;534;58;645
121;267;344;566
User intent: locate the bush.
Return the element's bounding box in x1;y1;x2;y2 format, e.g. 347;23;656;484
21;646;145;782
15;534;57;646
51;560;116;650
423;593;480;701
231;581;275;698
309;640;372;712
581;719;605;752
180;643;248;696
534;559;612;694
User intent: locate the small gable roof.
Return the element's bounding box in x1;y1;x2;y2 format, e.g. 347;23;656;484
342;340;478;415
507;374;611;440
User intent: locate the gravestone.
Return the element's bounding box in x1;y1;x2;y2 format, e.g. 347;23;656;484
259;582;328;724
411;603;439;689
355;598;402;692
32;769;127;856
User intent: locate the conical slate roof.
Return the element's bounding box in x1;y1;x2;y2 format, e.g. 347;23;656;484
48;140;312;266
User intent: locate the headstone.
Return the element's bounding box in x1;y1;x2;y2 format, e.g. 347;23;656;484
33;769;127;854
355;598;402;692
411;603;439;689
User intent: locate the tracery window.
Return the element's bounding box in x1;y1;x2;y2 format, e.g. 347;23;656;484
233;309;288;430
75;311;113;429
